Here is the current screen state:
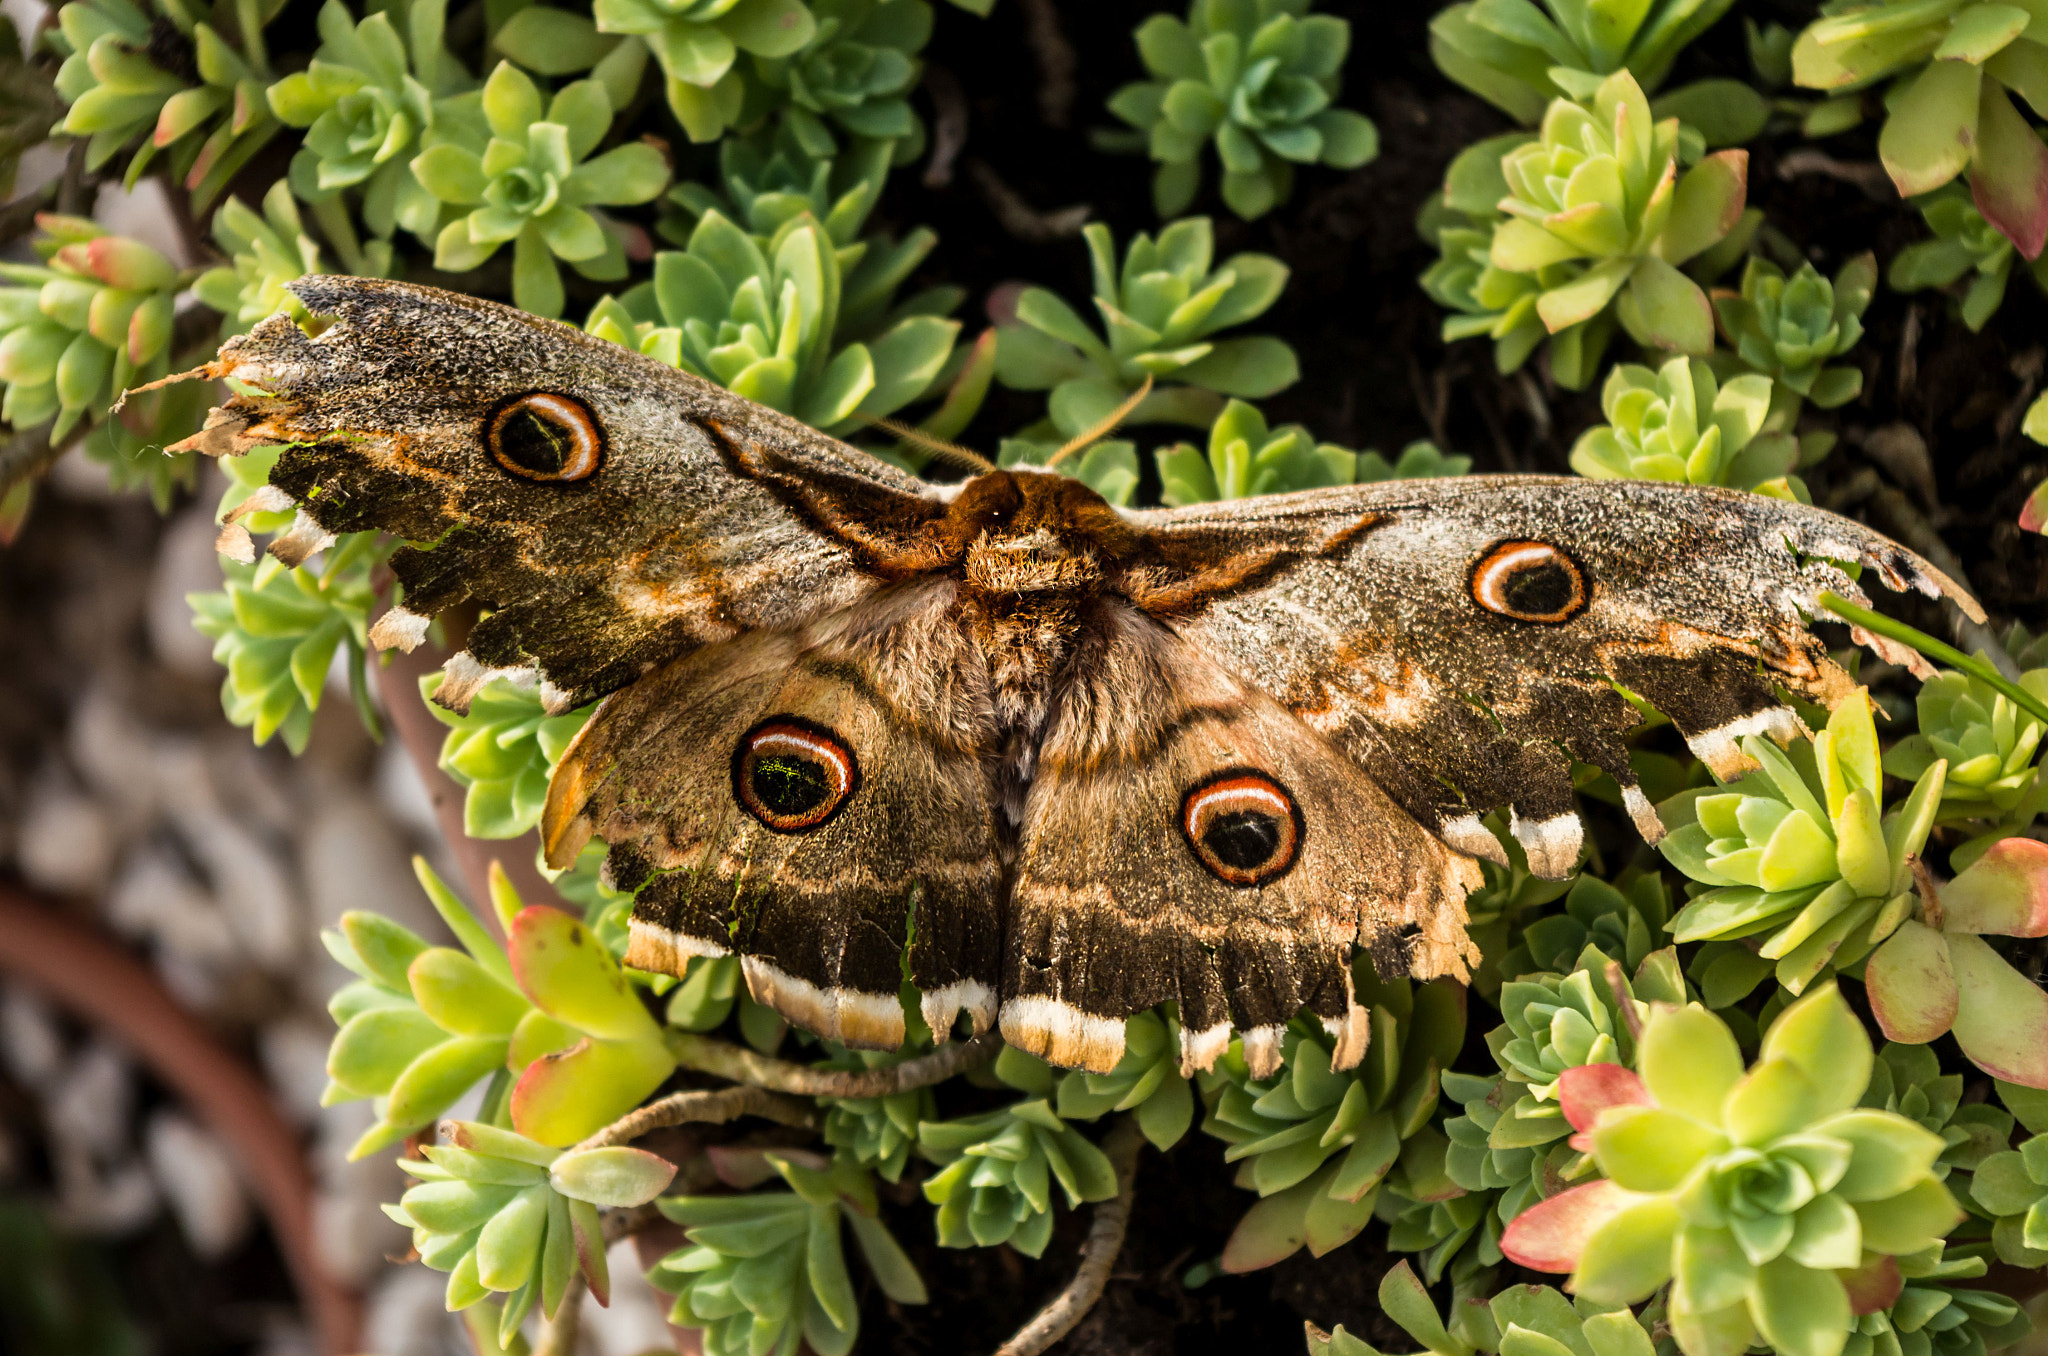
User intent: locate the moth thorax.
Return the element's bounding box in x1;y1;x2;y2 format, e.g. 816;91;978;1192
963;527;1102;595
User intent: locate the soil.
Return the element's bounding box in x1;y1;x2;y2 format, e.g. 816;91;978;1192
2;0;2046;1352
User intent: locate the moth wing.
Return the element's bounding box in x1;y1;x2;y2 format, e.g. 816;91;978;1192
1001;601;1482;1077
1125;476;1979;878
179;277;941;713
542;580;1005;1047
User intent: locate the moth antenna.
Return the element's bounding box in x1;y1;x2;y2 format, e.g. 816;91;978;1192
1048;374;1153;467
868;417;997;475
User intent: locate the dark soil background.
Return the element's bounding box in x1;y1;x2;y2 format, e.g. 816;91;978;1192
2;0;2045;1351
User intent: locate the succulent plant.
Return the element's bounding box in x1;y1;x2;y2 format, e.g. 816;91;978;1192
1860;1042;2018;1188
321;862;676;1157
1969;1081;2048;1265
1307;1256;1667;1356
662;954;791;1051
1054;1009;1196;1152
411;62;669;316
994;217;1296;441
193;181;332;336
1884;666;2048;823
1104;0;1378;219
1428;0;1740;124
663;117;892;247
1480;71;1748;387
389;1119;671;1338
1888;186;2048;332
1714;254;1876;409
917;1047;1120;1256
266;0;470;246
1201;973;1465;1271
1503;873;1673;981
426;675;594;840
1504;985;1965;1356
747;0;929;155
1864;839;2048;1089
1154;398;1365;505
589;0;817;142
1657;690;1947;995
1843;1240;2031;1356
1441;940;1686;1275
0;215;192;441
820;1050;933;1183
1419;134;1553;380
1357;440;1473;481
49;0;280;203
585;208;958;433
652;1152;926;1356
1568;355;1794;495
1792;1;2048;258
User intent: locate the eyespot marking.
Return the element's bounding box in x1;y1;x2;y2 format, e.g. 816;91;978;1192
486;392;604;482
1180;770;1303;887
1470;540;1587;624
733;718;859;834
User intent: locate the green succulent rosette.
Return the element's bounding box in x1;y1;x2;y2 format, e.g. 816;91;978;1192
1969;1082;2048;1265
424;674;595;840
590;0;816;142
1657;691;1946;996
1861;1043;2017;1192
748;0;928;156
1151;397;1365;506
1714;254;1875;410
994;217;1295;445
1478;70;1747;389
1308;1256;1669;1356
1883;666;2048;824
1105;0;1378;219
1199;972;1465;1272
651;1152;926;1356
266;0;471;247
193;181;331;336
1888;186;2048;333
411;61;670;316
1792;0;2048;258
1504;986;1965;1356
1843;1240;2031;1356
321;862;675;1158
662;110;893;247
49;0;280;203
585;207;959;434
389;1120;673;1340
0;215;191;441
1053;1009;1196;1152
1568;355;1793;495
916;1047;1119;1257
1428;0;1744;125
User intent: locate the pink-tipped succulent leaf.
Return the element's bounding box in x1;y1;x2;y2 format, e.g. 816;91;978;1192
1500;1178;1645;1273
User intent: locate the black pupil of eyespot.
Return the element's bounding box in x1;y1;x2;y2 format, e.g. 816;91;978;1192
751;753;830;817
1203;810;1282;870
498;406;574;475
1503;560;1575;616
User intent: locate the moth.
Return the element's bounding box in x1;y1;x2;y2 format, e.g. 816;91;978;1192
171;277;1978;1079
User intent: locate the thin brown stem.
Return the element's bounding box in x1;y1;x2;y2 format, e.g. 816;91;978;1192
664;1030;1003;1098
1604;959;1645;1043
574;1085;819;1153
992;1117;1146;1356
1909;854;1946;932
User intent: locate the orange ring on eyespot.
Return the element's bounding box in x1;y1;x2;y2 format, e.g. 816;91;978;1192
1180;769;1303;887
486;392;605;482
1469;540;1588;624
733;717;861;834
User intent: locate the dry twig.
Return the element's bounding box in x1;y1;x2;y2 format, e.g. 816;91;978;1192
574;1084;820;1152
992;1116;1146;1356
923;64;968;188
1018;0;1077;127
666;1029;1003;1097
967;159;1090;241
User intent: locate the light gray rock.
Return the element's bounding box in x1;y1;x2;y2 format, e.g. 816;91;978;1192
14;776;114;897
144;1109;251;1260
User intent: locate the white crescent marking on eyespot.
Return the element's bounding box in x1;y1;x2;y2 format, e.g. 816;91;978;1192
1185;779;1291;827
750;727;854;791
507;393;602;480
1473;541;1569;615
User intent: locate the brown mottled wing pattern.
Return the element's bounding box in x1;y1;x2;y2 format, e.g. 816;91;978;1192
180;275;940;713
1127;478;1981;878
1000;600;1481;1077
540;578;1006;1047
